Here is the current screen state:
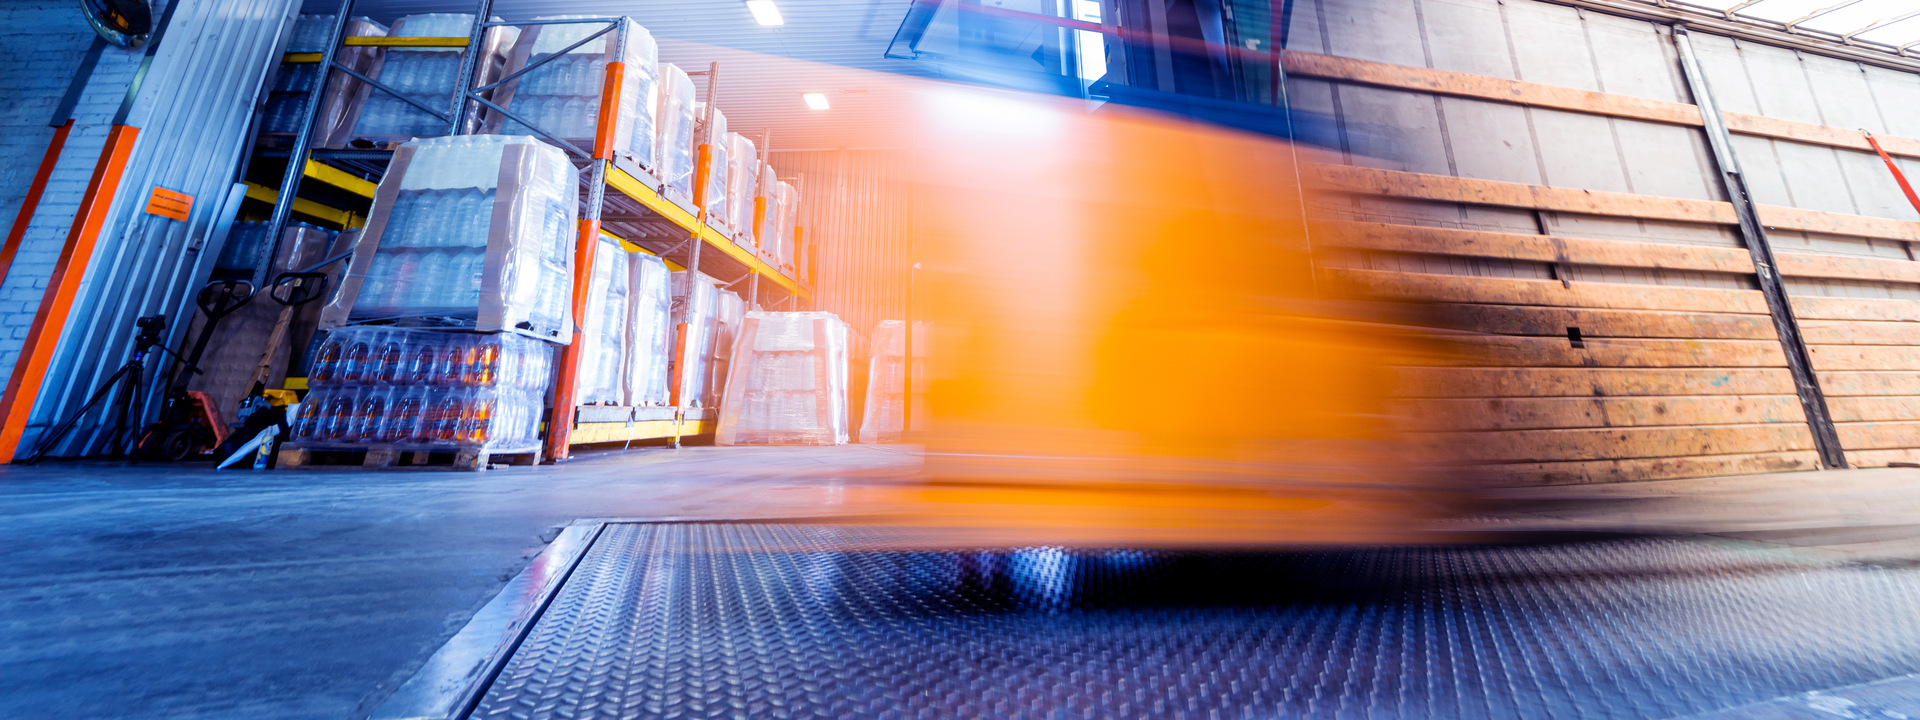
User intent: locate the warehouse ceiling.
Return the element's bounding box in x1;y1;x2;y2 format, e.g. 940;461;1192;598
1627;0;1920;56
340;0;932;148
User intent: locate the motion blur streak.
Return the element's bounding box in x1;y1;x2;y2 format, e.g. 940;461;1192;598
873;84;1448;547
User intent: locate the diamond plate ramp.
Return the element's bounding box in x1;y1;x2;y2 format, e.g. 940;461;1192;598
464;524;1920;719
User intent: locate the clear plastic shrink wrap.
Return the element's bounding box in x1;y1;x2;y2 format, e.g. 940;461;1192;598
752;165;779;258
214;222;332;276
776;181;800;271
724;132;757;248
321;135;576;343
654;64;697;202
757;179;796;270
669;271;719;409
489;17;658;167
716;312;850;445
299;17;388;147
694;103;729;226
858;320;928;443
578;234;629;405
709;290;745;404
292;327;554;452
338;14;519;147
625;253;672;406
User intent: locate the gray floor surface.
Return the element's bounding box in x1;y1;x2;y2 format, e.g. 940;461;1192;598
0;445;915;720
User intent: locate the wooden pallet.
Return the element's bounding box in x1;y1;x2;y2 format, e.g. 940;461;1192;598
276;446;542;471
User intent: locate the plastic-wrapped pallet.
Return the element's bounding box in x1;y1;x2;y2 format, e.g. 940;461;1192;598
757;178;795;270
694;103;729;227
668;271;719;409
709;290;745;404
625;253;672;406
338;14;519;148
321;135;576;343
858;320;928;443
776;181;800;271
715;311;850;445
489;17;657;166
304;17;389;148
724;132;757;249
214;221;332;276
653;64;696;202
292;327;553;453
752;164;778;255
578;233;629;404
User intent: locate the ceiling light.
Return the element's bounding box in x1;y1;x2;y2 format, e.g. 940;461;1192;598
746;0;784;26
803;92;830;110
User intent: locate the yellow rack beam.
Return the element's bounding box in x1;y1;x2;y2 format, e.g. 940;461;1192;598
243;182;362;229
605;166;809;297
303;159;377;199
344;36;471;48
599;228;686;271
569;419;713;445
283;52;323;63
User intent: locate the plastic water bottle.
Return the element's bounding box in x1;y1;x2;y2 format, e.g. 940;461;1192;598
352;391;389;441
383;388;425;443
376;336;407;384
413;250;448;309
361;253;393;307
340;337;374;383
312;336;346;384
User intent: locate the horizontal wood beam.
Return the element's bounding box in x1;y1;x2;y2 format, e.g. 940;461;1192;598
1283;50;1920;159
1393;367;1796;398
1411;304;1777;340
1394;395;1805;431
1333;268;1770;313
1317;166;1920;243
1420;423;1814;463
1441;335;1786;368
1479;450;1818;485
1326;220;1920;282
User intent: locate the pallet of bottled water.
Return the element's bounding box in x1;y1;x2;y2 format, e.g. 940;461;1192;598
491;16;657;166
322;135;576;343
340;14;517;147
287;327;551;462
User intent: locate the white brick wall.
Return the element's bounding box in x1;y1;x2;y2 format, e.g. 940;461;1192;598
0;2;149;386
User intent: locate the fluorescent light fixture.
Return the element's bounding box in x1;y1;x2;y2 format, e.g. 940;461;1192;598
746;0;784;26
803;92;830;110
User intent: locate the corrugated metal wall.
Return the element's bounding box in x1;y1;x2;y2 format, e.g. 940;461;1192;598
25;0;298;456
769;148;910;342
1289;0;1920;483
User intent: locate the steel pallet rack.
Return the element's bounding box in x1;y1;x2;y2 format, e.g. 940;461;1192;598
255;1;814;462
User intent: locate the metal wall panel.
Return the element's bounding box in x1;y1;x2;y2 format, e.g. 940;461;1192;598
768;148;910;343
26;0;300;456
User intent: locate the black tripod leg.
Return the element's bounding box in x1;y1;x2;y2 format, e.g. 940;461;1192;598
26;361;138;464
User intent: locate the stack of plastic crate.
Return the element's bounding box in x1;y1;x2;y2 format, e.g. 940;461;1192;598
715;311;850;445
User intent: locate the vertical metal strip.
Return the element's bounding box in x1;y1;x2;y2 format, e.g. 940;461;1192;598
258;5;354;290
546;39;624;461
0;125;142;461
446;0;495;134
1673;27;1844;469
0;122;75;289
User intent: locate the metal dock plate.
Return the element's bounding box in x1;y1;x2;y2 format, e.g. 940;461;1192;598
380;523;1920;719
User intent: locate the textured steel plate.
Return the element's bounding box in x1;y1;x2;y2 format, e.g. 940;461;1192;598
469;524;1920;719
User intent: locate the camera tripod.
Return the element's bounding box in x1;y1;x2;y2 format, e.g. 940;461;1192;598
26;315;190;463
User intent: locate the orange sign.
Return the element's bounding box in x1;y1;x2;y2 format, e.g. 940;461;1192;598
144;186;193;221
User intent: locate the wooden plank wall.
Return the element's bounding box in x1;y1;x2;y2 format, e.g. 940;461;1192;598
1286;0;1920;484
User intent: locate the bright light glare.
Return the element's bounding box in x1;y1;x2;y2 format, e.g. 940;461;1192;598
803;92;830;110
746;0;785;26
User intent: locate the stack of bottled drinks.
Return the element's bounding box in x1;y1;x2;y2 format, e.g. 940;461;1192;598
329;134;574;340
345;14;515;145
293;327;552;452
492;17;657;165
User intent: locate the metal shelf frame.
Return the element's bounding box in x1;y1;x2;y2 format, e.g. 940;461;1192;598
254;0;814;459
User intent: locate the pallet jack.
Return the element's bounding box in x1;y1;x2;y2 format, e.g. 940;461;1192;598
136;279;255;461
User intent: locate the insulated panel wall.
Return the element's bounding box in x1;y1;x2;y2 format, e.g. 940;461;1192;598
1291;0;1920;482
768;148;910;341
22;0;300;457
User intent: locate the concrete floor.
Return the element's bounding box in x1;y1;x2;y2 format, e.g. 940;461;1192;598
7;446;1920;719
0;445;917;720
